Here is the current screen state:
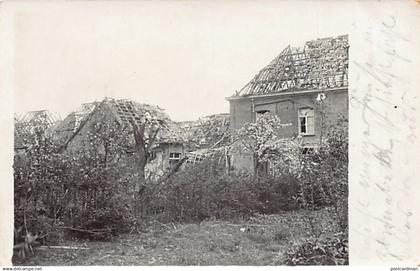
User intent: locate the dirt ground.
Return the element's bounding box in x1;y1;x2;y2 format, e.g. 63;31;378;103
14;208;338;265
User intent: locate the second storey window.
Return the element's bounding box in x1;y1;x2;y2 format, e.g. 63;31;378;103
298;108;315;135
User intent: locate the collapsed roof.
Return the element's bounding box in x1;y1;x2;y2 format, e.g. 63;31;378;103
233;35;349;97
106;99;185;144
15;110;60;134
180;113;230;151
14;110;61;149
54;98;185;150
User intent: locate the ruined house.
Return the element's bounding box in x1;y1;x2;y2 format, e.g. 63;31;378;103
52;98;186;176
14;110;61;153
179;113;231;164
226;35;349;170
14;99;232;174
180;113;230;151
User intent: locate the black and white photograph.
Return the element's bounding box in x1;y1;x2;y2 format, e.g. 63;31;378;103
1;0;419;268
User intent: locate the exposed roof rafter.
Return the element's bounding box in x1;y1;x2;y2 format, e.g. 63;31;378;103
235;35;349;97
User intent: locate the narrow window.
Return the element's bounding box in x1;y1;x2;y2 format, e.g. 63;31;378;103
299;116;306;133
298;108;315;135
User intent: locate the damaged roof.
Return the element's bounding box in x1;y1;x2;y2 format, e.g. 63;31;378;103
54;98;185;149
15;110;60;134
231;35;349;97
14;110;61;149
180;113;230;151
106;98;185;144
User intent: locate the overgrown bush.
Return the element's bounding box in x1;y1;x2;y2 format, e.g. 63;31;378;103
285;232;348;265
282;118;348;265
296;118;348;232
14;126;138;244
144;118;348;226
150;155;299;223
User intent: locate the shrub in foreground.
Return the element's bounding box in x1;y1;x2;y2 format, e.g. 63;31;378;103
284;232;348;265
150;157;299;223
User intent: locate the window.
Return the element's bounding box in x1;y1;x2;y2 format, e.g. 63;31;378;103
298;108;315;135
148;151;156;160
255;110;270;122
257;161;269;174
301;147;314;155
169;152;182;166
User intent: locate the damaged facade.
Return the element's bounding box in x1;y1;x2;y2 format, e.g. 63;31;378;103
226;35;349;171
14;35;349;174
14;98;233;177
52;98;186;177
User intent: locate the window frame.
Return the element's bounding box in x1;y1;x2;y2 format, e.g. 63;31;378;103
169;152;182;166
301;147;315;155
298;107;315;136
169;152;181;160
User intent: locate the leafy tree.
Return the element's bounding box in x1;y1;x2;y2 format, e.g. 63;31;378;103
234;113;297;175
131;112;161;187
129;108;189;217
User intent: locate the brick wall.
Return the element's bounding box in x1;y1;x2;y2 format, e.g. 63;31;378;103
228;88;348;170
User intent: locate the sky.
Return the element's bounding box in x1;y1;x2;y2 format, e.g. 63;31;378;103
12;1;353;121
